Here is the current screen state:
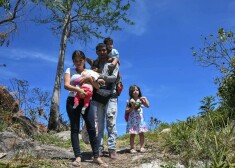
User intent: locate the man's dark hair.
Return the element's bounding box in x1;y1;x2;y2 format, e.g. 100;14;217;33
96;43;107;50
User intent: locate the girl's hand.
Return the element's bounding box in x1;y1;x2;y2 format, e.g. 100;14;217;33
140;97;147;104
126;104;135;113
140;97;150;108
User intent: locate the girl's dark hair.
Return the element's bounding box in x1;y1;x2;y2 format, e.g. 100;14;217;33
129;85;142;98
72;50;86;68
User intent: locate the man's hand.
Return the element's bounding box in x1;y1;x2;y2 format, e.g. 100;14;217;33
108;64;115;73
97;78;105;86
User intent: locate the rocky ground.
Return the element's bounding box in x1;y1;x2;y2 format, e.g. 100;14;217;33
0;131;186;168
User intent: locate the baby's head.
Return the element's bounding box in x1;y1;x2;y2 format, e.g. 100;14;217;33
104;37;113;52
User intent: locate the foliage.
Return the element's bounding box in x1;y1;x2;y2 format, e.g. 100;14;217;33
218;71;235;119
193;27;235;122
0;110;14;132
162;104;235;167
0;120;7;132
33;0;135;45
148;116;161;131
0;0;28;46
34;132;72;148
198;96;217;116
7;78;51;125
192;28;235;79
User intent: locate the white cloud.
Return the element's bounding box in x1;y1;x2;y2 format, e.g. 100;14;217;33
128;1;150;36
0;48;57;62
0;48;71;66
126;0;174;36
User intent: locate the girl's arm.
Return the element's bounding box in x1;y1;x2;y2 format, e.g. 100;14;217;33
125;103;135;113
140;97;150;108
64;73;87;98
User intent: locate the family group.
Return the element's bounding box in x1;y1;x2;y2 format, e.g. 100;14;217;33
64;38;150;167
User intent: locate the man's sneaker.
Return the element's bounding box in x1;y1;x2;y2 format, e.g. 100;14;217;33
130;148;137;154
109;150;118;159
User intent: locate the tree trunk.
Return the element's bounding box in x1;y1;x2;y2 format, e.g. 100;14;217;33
48;12;71;131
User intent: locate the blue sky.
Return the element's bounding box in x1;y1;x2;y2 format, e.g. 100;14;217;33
1;0;234;136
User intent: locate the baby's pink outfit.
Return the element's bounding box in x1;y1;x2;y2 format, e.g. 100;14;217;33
73;84;93;109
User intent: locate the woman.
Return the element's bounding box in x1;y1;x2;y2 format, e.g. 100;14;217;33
64;50;108;167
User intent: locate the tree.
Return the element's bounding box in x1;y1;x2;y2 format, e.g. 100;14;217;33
192;28;235;81
8;78;51;123
198;96;217;116
148;116;160;131
193;28;235;119
0;0;28;46
218;71;235;119
35;0;135;131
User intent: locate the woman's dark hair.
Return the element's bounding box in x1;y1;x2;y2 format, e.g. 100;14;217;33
72;50;86;68
72;50;85;60
129;85;142;98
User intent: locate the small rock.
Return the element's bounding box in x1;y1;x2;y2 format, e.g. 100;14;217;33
0;153;7;159
160;128;171;134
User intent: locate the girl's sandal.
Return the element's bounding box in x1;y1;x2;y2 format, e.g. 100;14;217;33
140;148;147;153
93;157;108;167
72;157;81;167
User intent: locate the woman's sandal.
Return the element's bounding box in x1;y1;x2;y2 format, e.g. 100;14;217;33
72;157;81;167
93;157;108;167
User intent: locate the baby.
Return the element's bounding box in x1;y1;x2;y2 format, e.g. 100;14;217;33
71;70;99;114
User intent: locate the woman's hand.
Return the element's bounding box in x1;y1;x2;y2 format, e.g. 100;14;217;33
77;88;87;98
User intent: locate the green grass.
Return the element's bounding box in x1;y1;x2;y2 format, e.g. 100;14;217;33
34;133;71;148
161;108;235;167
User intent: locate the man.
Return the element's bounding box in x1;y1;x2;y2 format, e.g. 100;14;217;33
89;43;119;159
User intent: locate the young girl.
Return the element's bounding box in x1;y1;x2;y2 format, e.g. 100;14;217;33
126;85;150;153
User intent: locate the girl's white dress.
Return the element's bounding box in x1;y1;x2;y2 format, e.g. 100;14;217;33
126;101;148;134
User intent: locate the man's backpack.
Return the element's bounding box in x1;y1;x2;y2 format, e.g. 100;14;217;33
116;72;123;96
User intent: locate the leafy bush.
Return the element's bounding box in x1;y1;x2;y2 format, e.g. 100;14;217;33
163;107;235;167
